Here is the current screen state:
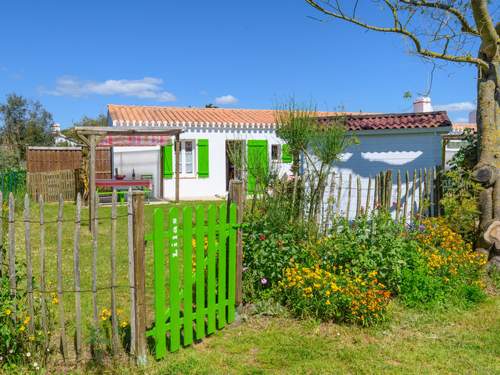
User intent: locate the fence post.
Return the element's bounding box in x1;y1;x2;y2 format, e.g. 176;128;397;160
228;180;244;306
74;168;80;202
132;192;147;365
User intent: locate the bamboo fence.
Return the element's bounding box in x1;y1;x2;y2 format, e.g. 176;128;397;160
27;169;78;202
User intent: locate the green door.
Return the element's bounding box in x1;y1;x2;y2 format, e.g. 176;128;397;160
247;140;268;193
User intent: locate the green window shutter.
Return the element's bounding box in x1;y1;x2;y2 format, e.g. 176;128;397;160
247;140;268;193
163;144;173;179
197;139;209;178
282;144;292;163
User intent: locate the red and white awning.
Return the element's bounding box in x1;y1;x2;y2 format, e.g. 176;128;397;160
97;135;173;147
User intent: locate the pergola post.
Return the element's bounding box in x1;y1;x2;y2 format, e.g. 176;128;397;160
89;134;96;231
175;133;180;203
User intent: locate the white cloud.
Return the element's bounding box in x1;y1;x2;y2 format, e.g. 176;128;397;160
433;101;475;112
214;94;238;105
44;76;176;102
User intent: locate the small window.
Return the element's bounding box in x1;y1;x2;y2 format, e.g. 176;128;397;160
271;144;280;161
178;140;195;176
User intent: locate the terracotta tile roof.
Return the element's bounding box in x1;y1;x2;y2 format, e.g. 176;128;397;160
452;122;477;133
108;105;451;131
108;104;344;127
318;111;452;131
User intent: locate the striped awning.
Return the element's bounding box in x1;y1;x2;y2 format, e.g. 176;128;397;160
97;135;172;147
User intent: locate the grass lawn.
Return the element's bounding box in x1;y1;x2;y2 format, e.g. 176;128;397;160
76;294;500;374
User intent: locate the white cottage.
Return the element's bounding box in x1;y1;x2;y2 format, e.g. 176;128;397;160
107;104;451;204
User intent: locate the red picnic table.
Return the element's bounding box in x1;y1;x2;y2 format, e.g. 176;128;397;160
96;179;153;202
96;178;152;189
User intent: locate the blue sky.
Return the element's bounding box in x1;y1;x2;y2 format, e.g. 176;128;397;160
0;1;478;127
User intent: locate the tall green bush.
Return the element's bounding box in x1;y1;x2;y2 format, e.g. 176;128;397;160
441;131;482;243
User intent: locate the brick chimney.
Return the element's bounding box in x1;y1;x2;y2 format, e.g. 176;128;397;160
413;97;433;113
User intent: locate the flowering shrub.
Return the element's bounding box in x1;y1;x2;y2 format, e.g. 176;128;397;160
279;264;391;326
243;205;488;321
0;274;51;371
316;211;419;294
400;217;487;307
242;219;311;301
416;218;486;271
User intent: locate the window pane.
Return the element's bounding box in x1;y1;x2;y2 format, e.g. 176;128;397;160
271;144;279;160
185;141;193;173
178;142;183;173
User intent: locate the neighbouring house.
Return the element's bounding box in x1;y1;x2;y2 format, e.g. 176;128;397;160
107;103;452;212
51;123;79;146
443;111;477;168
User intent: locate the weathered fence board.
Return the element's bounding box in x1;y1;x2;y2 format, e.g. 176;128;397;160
73;194;82;361
318;166;442;228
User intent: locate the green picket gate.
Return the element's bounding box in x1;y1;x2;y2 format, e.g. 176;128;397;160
146;203;238;359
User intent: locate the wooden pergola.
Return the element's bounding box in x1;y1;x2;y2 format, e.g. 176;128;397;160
75;126;183;227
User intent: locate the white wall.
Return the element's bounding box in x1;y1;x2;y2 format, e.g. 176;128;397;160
162;126;290;200
318;129;445;222
113;146;161;197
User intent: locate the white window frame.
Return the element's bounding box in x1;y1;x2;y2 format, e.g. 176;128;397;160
178;140;196;177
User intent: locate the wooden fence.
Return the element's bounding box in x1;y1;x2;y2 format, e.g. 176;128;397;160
0;182;245;368
27;146;112;179
27;169;78;202
317;166;442;228
0;190;144;365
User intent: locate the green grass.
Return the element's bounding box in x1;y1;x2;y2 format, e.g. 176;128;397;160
72;295;500;374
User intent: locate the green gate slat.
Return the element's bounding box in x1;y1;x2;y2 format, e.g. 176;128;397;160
168;207;181;352
153;208;167;359
195;206;206;340
182;206;193;346
217;203;227;329
227;203;237;323
148;203;240;354
207;204;217;334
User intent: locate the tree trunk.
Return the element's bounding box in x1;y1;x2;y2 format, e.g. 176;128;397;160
474;50;500;264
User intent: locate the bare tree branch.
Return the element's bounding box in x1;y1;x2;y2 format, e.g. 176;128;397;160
399;0;479;36
304;0;489;69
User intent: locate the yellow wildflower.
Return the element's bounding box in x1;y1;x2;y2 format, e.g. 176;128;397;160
4;308;12;316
